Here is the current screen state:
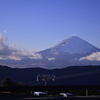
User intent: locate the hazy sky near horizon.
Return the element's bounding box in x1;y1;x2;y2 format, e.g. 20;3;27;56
0;0;100;51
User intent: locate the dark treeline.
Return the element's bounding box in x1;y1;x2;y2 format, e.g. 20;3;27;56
1;78;28;87
0;65;100;86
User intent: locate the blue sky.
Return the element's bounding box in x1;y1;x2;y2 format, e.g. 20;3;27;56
0;0;100;51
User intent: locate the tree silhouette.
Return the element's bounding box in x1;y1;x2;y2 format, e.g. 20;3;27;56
1;78;12;86
1;78;28;87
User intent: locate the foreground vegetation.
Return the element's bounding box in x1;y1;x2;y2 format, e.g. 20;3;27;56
0;78;100;97
1;78;28;87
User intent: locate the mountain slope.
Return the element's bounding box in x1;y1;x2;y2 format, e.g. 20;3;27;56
40;36;100;54
50;36;100;54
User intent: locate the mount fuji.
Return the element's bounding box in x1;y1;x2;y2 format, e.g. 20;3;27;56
36;36;100;69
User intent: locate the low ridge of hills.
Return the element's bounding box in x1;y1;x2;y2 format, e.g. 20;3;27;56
0;65;100;86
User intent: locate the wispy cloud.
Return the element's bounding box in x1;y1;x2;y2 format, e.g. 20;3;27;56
70;33;77;36
48;57;55;60
79;52;100;61
4;30;7;34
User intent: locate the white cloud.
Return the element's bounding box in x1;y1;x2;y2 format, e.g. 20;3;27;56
48;57;55;60
79;52;100;61
71;33;77;36
9;49;42;60
0;35;42;60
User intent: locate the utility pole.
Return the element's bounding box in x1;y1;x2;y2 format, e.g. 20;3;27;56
36;74;56;94
86;89;88;96
36;74;56;86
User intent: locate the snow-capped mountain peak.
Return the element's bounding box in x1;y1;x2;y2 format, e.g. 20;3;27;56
50;36;100;54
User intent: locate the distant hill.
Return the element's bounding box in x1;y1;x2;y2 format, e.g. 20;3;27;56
0;65;100;86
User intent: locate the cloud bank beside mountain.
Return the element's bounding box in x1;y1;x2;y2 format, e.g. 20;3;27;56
80;52;100;61
0;35;42;60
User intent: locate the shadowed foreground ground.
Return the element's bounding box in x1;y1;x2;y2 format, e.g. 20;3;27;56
0;97;100;100
0;94;100;100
